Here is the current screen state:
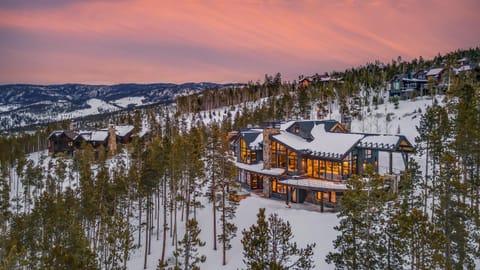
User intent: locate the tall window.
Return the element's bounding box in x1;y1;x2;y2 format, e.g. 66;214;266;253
342;156;350;176
313;160;319;178
365;149;372;159
319;160;326;178
240;139;256;164
307;159;313;176
271;141;277;167
270;141;287;168
326;161;333;178
288;151;297;172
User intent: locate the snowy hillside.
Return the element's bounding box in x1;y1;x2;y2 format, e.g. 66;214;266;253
8;95;444;270
0;82;242;130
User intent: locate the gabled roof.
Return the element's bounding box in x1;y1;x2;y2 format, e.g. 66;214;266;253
356;134;414;152
114;125;134;137
272;123;364;160
79;130;109;142
238;128;263;150
426;68;444;76
47;130;78;140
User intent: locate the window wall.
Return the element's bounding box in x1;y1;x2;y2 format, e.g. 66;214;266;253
306;158;344;180
240;139;256;164
271;178;286;194
270;141;287;169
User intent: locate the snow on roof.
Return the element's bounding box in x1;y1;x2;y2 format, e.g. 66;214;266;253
272;124;364;158
454;65;471;74
358;135;400;150
281;178;347;191
138;127;150;138
426;68;444;76
115;125;134;137
235;162;285;176
249;133;263;149
280;120;296;131
80;130;108;142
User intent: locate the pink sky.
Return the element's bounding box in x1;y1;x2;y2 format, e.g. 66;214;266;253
0;0;479;84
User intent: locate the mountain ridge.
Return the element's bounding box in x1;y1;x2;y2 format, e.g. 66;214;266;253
0;82;243;130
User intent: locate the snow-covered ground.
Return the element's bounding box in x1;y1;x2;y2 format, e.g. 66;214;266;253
127;95;441;270
127;194;339;270
11;94;441;270
113;96;145;108
57;98;119;120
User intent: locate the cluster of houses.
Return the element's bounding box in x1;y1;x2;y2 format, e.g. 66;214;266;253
387;57;474;98
299;74;343;88
230;120;414;211
47;125;138;156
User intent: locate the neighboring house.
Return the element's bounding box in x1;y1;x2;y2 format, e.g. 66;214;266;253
231;120;414;211
48;125;135;155
388;73;428;98
299;77;313;87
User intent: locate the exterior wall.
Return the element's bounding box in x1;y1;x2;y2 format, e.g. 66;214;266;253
262;128;279;169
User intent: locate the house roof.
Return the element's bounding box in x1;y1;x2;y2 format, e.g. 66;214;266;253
356;134;414;152
80;130;109;142
281;178;347;192
239;129;263;150
272;123;364;160
235;161;285;176
454;65;471;74
114;125;134;137
426;68;444;76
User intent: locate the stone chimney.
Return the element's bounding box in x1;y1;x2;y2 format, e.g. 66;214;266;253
108;125;117;156
262;128;279;170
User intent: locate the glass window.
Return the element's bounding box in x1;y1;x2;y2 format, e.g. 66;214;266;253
319;160;326;178
313;160;319;178
277;183;286;194
288;151;297;172
307;159;313;177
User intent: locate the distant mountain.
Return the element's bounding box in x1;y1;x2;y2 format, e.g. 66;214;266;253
0;82;242;130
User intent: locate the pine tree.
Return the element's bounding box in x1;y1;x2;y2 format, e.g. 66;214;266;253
216;127;239;265
173;219;206;270
242;208;316;270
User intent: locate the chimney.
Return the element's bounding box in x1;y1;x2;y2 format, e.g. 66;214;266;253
108;125;117;156
262;128;279;170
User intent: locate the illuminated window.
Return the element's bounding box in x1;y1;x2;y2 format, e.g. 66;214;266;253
307;159;313;176
279;144;287;168
277;183;286;194
301;158;307;174
313;160;319;178
332;162;340;175
271;178;286;194
326;161;333;175
271;141;278;167
331;192;336;203
288;151;297;172
319;160;326;178
240;138;256;164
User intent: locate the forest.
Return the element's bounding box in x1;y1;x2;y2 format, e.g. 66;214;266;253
0;47;479;269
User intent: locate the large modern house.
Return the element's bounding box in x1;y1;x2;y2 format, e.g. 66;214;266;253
230;120;414;211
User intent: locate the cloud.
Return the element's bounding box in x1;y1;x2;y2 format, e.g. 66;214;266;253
0;0;479;84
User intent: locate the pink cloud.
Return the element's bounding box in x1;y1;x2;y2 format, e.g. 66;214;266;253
0;0;479;84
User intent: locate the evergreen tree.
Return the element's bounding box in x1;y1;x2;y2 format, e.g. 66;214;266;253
242;208;316;270
173;219;206;270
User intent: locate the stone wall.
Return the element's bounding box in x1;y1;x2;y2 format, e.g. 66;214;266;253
262;128;278;170
108;126;117;156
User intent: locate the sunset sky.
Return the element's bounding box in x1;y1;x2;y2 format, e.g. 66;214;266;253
0;0;479;85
